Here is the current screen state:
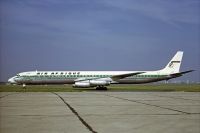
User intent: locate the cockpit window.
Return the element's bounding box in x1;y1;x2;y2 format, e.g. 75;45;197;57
16;74;20;76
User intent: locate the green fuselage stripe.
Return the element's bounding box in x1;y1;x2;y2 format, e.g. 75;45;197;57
19;74;167;81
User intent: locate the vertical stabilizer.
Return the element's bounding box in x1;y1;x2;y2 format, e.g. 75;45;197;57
161;51;183;74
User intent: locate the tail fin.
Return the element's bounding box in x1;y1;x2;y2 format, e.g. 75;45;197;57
161;51;183;74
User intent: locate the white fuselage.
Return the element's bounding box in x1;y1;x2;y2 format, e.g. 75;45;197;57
8;70;170;85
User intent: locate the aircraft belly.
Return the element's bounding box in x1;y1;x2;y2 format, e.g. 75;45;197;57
22;78;75;85
117;78;167;84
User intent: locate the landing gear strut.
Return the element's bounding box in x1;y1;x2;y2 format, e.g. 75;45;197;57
96;86;108;90
22;84;26;92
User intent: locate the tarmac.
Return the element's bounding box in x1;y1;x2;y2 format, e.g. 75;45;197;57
0;92;200;133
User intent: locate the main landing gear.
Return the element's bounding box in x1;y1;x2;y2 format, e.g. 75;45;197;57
96;86;108;90
22;84;26;88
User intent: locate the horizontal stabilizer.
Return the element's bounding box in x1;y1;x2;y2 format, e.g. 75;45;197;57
170;70;194;77
111;72;145;81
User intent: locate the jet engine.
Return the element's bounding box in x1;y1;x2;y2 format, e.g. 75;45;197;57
73;82;90;88
90;80;110;86
73;80;110;88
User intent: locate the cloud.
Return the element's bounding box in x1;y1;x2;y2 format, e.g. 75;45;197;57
101;0;200;25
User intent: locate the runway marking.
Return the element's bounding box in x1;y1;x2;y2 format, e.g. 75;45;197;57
81;113;200;116
0;92;20;99
103;94;192;114
52;92;98;133
150;94;200;101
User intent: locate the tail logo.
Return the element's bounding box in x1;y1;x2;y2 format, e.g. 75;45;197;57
169;61;180;68
169;62;174;68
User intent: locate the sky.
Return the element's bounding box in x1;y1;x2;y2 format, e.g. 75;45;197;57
0;0;199;82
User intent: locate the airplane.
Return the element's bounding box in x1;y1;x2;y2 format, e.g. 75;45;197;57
8;51;194;90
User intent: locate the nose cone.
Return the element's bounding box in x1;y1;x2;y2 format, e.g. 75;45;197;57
8;77;16;84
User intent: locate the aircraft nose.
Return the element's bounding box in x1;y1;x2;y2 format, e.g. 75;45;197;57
8;77;16;84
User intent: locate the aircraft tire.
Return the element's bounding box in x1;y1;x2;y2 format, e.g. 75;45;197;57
96;86;107;90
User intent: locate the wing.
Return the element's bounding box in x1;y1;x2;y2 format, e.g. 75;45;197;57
170;70;194;77
74;77;97;82
111;72;145;81
74;72;145;82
